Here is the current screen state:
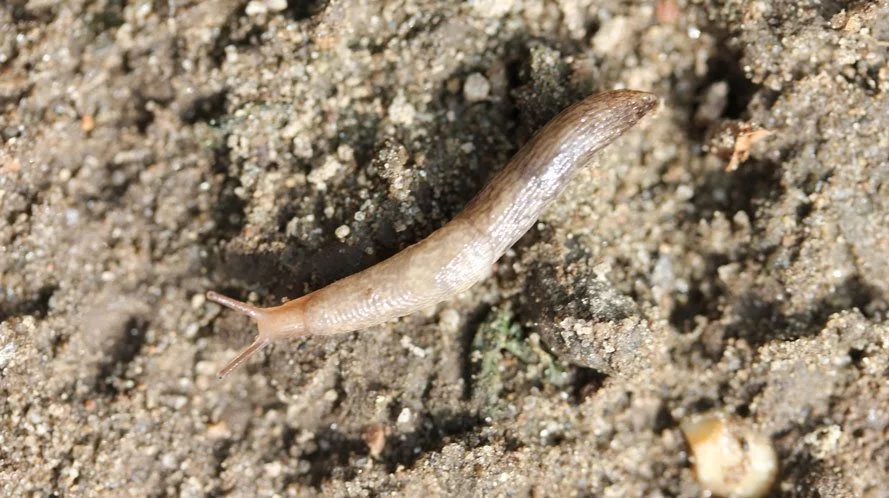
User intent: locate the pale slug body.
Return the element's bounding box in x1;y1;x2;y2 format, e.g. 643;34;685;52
207;90;658;378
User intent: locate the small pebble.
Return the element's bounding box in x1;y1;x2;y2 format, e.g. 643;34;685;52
0;343;17;369
245;1;267;16
264;461;283;478
80;114;95;132
681;411;778;498
463;72;491;102
396;407;413;426
438;308;461;333
307;155;344;190
191;293;206;309
206;421;231;440
470;0;513;18
387;93;416;125
362;423;388;458
335;224;351;239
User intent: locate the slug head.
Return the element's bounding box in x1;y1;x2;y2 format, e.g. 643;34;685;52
206;291;307;378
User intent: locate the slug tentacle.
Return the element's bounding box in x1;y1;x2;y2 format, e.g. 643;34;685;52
206;291;263;318
216;338;269;379
206;90;658;378
207;290;310;377
207;291;301;379
206;291;272;378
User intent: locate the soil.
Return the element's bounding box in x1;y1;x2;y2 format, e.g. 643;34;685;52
2;0;888;496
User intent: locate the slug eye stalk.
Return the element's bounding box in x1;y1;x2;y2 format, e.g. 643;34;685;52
216;337;269;379
206;291;269;379
206;291;262;318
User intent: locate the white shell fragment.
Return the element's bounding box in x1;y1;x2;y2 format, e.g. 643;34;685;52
681;411;779;498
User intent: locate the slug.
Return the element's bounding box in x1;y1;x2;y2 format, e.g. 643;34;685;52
207;89;658;378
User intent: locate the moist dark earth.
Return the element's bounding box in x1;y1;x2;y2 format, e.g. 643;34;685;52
2;0;888;496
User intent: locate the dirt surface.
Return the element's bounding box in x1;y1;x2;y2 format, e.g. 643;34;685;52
2;0;889;496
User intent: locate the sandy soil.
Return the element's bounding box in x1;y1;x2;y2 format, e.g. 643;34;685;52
2;0;888;496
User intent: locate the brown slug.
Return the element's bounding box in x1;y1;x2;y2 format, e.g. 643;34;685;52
207;90;658;378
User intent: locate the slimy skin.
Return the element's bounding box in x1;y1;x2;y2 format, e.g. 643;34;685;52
207;90;658;378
